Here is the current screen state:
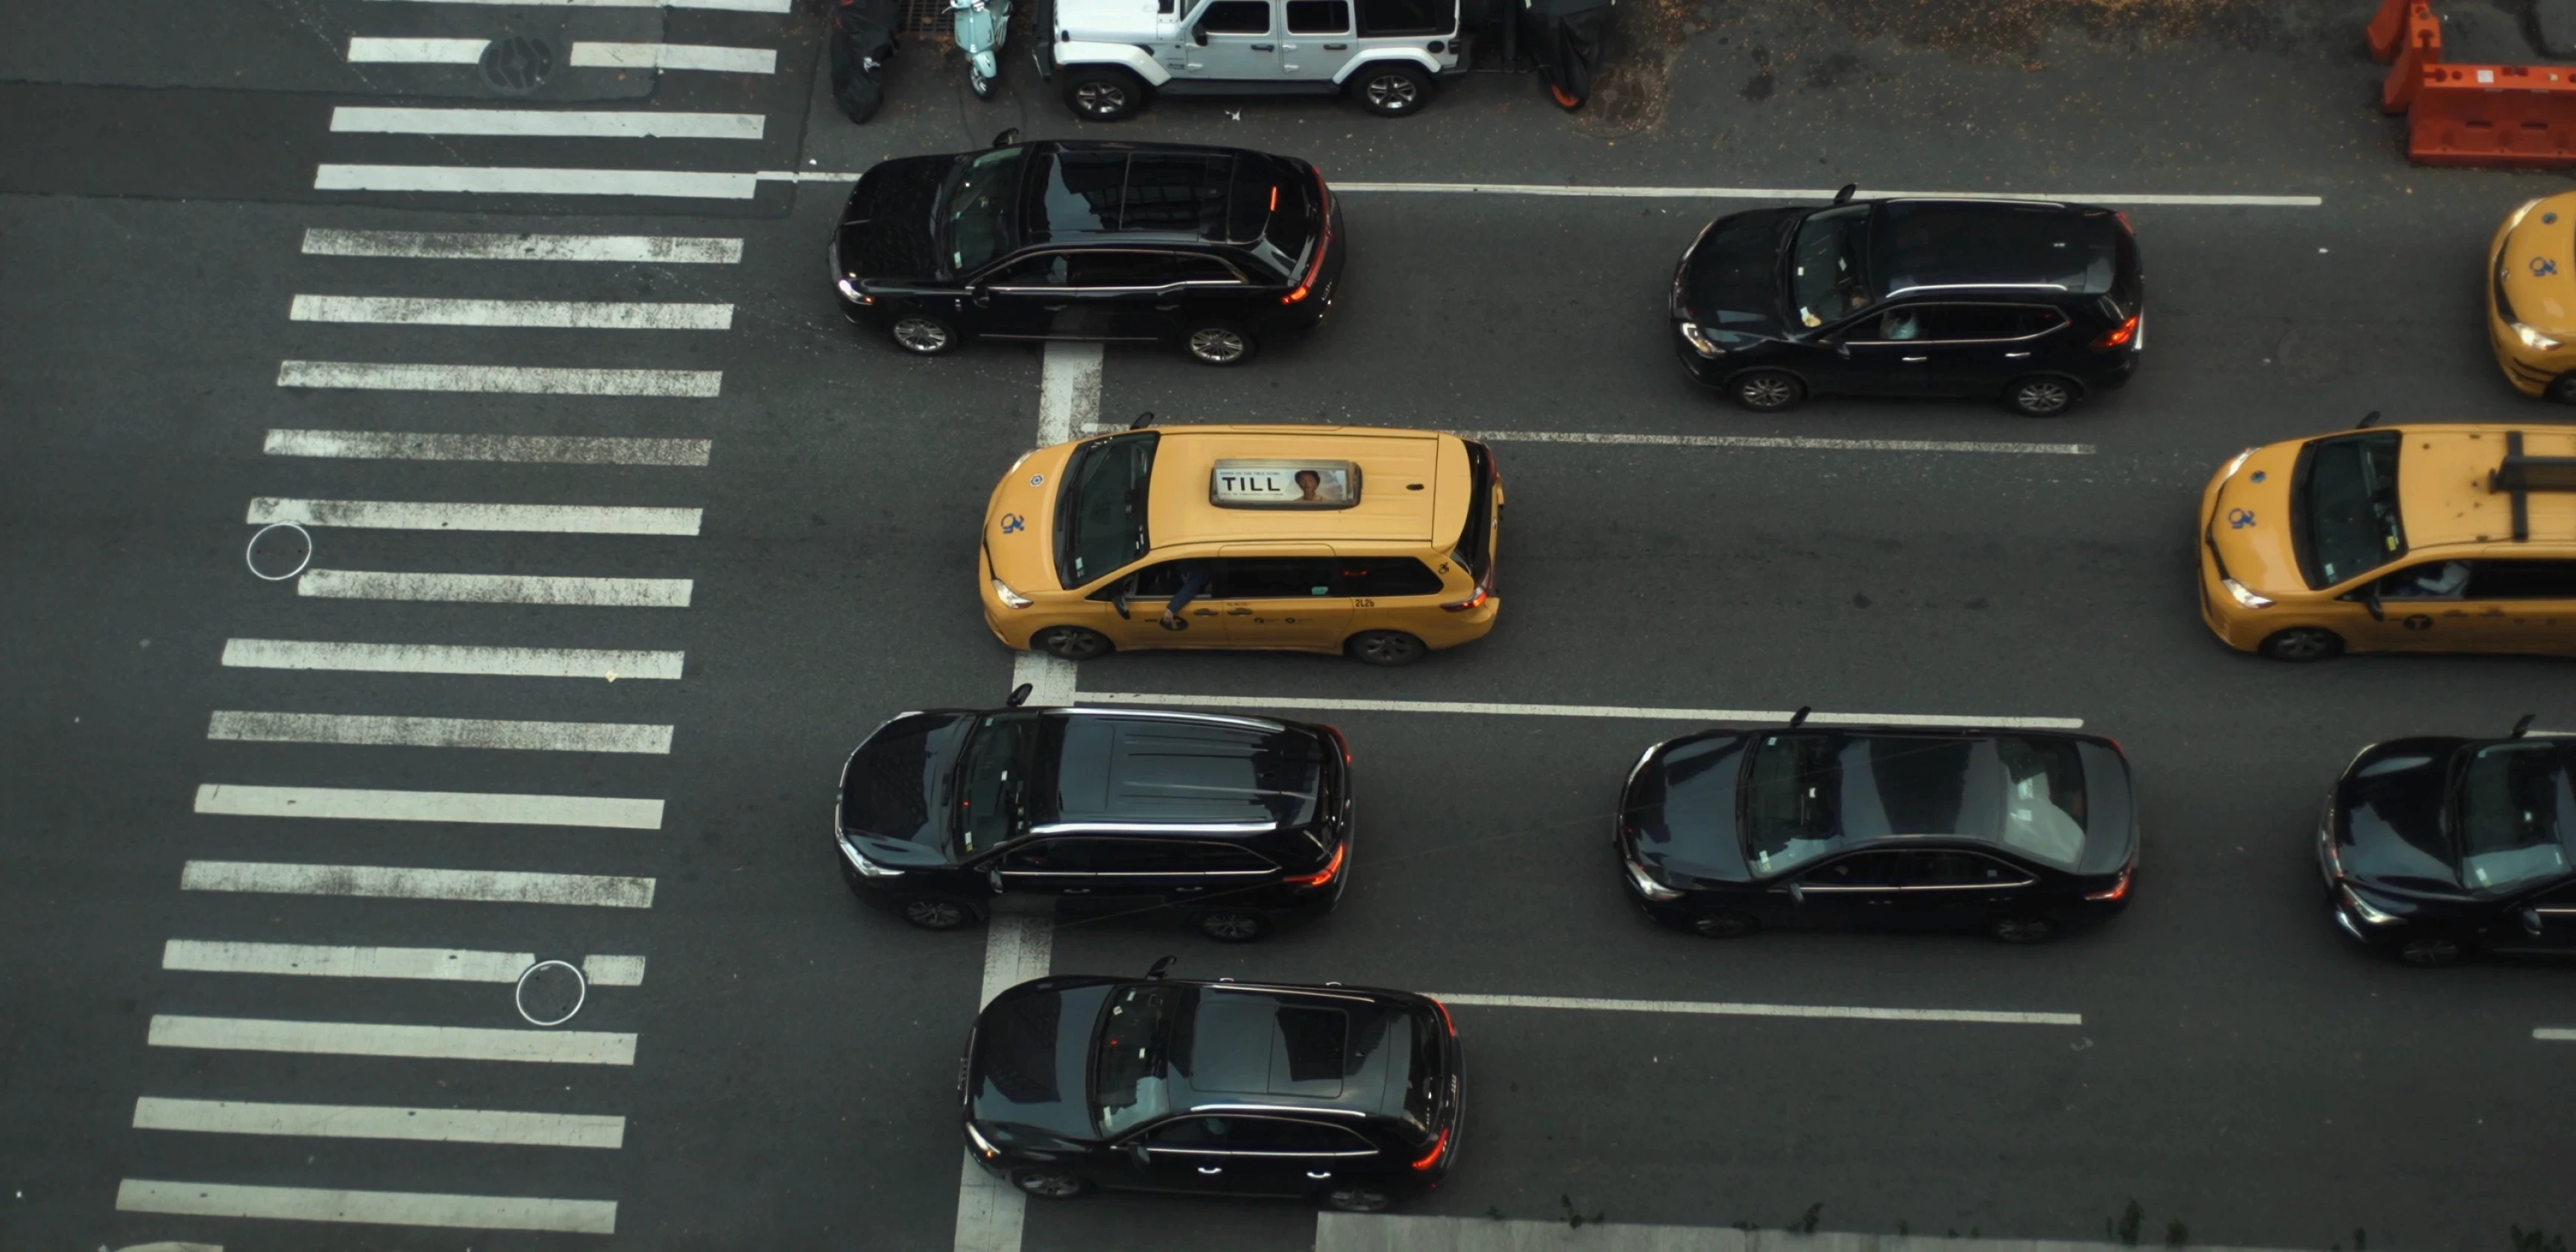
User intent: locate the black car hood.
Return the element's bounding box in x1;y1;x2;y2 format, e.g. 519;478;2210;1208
1676;207;1801;338
969;980;1117;1142
2334;738;2467;896
1625;733;1752;883
839;155;951;282
839;712;972;864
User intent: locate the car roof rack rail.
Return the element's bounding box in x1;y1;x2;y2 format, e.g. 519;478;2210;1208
2488;430;2576;542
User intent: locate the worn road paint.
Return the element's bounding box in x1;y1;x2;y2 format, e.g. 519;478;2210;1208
1076;691;2083;729
163;940;537;981
192;782;666;829
1037;342;1102;447
246;497;704;535
147;1015;639;1064
582;955;648;986
116;1179;618;1234
289;294;734;331
300;229;743;264
315;164;760;199
329;107;763;140
132;1097;627;1148
206;710;675;753
1430;992;2083;1026
344;36;488;62
297;569;695;608
1451;429;2094;456
277;359;722;396
180;860;657;907
220;637;685;680
263;429;713;466
569;42;778;72
955;912;1055;1252
2538;1028;2576;1041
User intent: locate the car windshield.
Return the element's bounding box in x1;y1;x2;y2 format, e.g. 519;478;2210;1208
2455;742;2575;894
2297;432;2405;588
1789;206;1872;329
1742;733;2090;874
1055;432;1158;588
1093;984;1178;1137
938;147;1027;277
952;712;1042;856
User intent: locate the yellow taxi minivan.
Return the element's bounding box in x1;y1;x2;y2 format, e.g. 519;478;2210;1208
2487;192;2576;399
980;423;1502;665
2199;420;2576;661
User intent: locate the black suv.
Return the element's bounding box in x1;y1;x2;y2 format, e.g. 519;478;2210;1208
832;136;1342;367
963;970;1461;1212
1671;193;2144;416
835;705;1352;941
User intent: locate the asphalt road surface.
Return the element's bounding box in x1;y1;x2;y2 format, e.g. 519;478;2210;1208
3;0;2572;1249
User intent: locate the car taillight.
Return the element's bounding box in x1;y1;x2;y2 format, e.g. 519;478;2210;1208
1410;1125;1452;1171
1284;841;1345;888
1281;168;1331;306
2092;314;2140;350
1439;583;1490;613
2115;210;2135;234
1427;996;1455;1037
1321;724;1351;764
2085;864;2133;902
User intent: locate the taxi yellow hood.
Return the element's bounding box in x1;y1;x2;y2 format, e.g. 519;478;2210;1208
984;444;1075;594
2205;443;2303;595
2499;195;2576;335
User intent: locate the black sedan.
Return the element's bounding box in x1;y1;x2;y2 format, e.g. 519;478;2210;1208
1670;192;2144;417
1614;715;2138;943
962;967;1461;1213
831;134;1342;366
2319;721;2576;967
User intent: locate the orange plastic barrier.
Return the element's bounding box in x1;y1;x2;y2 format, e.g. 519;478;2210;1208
2382;3;2442;114
2368;0;2410;62
2410;65;2576;168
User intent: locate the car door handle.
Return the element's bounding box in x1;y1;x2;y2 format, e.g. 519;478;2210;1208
1324;42;1346;48
1193;608;1219;616
1197;1166;1223;1175
1250;42;1274;49
1226;608;1254;616
1155;303;1181;310
1901;355;1929;363
1043;304;1069;312
2004;350;2033;358
1306;1169;1333;1179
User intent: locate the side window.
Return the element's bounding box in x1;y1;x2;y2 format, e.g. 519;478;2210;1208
2466;559;2576;600
1338;557;1447;598
986;253;1068;288
1863;306;1928;342
1922;306;2025;341
1001;838;1101;873
1198;0;1272;33
2377;560;2470;601
1215;557;1338;598
1146;1116;1232;1148
1356;0;1445;35
1090;559;1196;602
1225;1117;1375;1154
1171;254;1247;283
2012;306;2068;337
1802;851;1902;890
1901;850;2031;888
1285;0;1350;31
1066;251;1172;288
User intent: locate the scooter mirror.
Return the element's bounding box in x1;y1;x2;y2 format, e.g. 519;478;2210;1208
991;127;1022;148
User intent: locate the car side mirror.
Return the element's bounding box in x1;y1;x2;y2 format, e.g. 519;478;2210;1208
988;866;1006;892
1834;341;1851;359
2361;582;2385;622
2522;908;2545;936
1787;882;1806;905
1112;589;1132;619
1192;22;1209;43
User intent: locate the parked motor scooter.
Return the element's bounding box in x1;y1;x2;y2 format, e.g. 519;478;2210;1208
953;0;1010;98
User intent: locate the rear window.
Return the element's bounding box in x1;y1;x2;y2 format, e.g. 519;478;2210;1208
1228;159;1316;257
1450;440;1496;579
1875;202;2119;298
1052;719;1323;826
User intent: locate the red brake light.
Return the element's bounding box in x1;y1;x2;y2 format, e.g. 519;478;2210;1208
1409;1125;1452;1171
1320;724;1352;764
2114;210;2135;234
2085;864;2133;902
1281;168;1331;306
1428;996;1455;1037
2092;314;2139;350
1283;841;1345;888
1439;583;1490;613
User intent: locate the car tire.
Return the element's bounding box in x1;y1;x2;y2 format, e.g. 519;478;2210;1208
1012;1171;1092;1200
1182;323;1258;367
2548;374;2576;404
1032;625;1113;661
2257;626;2344;663
890;314;963;356
1988;915;2056;944
1688;908;1759;939
1345;630;1427;667
1061;67;1147;121
2395;934;2466;967
900;895;984;932
2004;375;2080;417
1196;908;1272;943
1351;61;1433;116
1729;369;1805;412
1320;1185;1395;1213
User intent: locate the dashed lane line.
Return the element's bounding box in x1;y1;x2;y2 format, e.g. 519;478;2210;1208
193;782;665;829
132;1097;627;1148
247;497;704;535
315;164;759;199
116;1179;618;1234
180;860;657;907
1077;691;2083;730
329;107;764;140
148;1015;638;1064
569;41;778;72
1430;993;2082;1027
206;710;675;753
277;360;722;396
263;430;713;466
297;569;695;608
220;638;686;680
2539;1028;2576;1041
300;229;743;264
345;36;489;63
161;939;646;984
289;294;734;331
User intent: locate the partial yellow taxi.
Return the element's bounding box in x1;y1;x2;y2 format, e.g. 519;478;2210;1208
2488;192;2576;399
980;423;1502;665
2199;420;2576;661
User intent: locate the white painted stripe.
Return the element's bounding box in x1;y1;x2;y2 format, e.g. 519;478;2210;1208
2538;1027;2576;1041
164;940;534;981
1078;692;2083;730
956;911;1053;1252
148;1015;637;1064
366;0;787;10
1430;992;2081;1026
1011;652;1076;707
569;41;777;73
133;1096;625;1148
195;782;663;829
221;638;684;680
181;860;656;908
278;359;721;397
1330;182;2325;207
1038;341;1101;447
584;954;648;986
316;163;759;199
300;229;742;264
297;569;694;608
332;107;763;140
247;497;704;535
206;710;675;753
346;36;487;63
290;294;733;331
264;429;713;467
1453;429;2093;457
117;1179;616;1234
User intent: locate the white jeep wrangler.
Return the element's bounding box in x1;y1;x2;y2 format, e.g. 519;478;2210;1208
1037;0;1466;120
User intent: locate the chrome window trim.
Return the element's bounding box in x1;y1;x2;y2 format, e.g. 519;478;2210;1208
1028;820;1280;835
1881;282;2068;297
1058;706;1289;732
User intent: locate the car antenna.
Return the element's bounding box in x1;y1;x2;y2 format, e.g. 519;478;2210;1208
1144;955;1176;980
1130;411;1156;430
2356;409;2382;429
2511;712;2536;739
1787;705;1811;729
1832;184;1857;206
1006;682;1032;708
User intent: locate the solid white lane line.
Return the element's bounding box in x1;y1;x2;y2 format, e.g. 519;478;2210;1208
2538;1028;2576;1041
247;497;704;535
181;860;656;908
221;638;684;680
300;229;743;264
569;41;777;72
164;940;533;981
1453;429;2094;457
148;1015;637;1064
297;569;695;608
116;1179;617;1234
278;360;722;397
1037;342;1102;447
1331;182;2324;207
1431;992;2081;1027
583;954;648;986
956;912;1055;1252
133;1096;625;1148
365;0;788;10
264;429;713;466
289;294;733;331
206;710;675;753
194;783;664;829
346;36;488;62
331;107;763;140
1078;692;2083;730
315;164;759;199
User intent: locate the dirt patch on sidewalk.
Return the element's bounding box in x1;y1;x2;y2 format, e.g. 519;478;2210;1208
1579;0;1714;133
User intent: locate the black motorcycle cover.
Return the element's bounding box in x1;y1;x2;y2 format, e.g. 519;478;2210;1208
831;0;901;123
1521;0;1614;110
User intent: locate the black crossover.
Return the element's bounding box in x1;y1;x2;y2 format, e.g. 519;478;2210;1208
1670;193;2144;416
835;704;1352;941
2318;721;2576;967
962;968;1461;1212
832;136;1343;366
1615;717;2138;943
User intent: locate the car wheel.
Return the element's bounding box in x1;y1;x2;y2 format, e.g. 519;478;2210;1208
900;895;982;931
1345;630;1427;667
2396;935;2466;967
1061;67;1146;121
1182;324;1258;367
1320;1185;1395;1213
1032;625;1112;661
2257;626;2344;663
2548;374;2576;404
1688;909;1758;939
1012;1171;1092;1200
891;314;962;356
1988;915;2056;944
1353;62;1432;116
2004;375;2078;417
1196;908;1272;943
1729;369;1805;412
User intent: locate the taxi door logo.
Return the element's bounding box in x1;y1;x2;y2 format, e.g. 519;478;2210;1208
2532;256;2560;277
1000;513;1025;534
2227;508;2256;529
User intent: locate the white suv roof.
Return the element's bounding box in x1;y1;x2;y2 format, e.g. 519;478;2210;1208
1056;0;1167;36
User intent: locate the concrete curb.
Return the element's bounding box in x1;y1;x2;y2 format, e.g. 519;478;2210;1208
1317;1215;2308;1252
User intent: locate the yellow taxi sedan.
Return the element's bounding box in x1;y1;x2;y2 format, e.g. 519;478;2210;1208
2489;192;2576;399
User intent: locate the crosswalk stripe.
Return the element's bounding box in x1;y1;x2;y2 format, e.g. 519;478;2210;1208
277;359;722;396
331;106;764;140
315;163;759;199
164;939;534;981
569;41;777;72
346;36;488;62
300;229;744;264
133;1096;627;1148
116;1178;619;1233
247;497;704;535
263;429;714;466
195;782;664;829
181;860;657;907
207;710;675;753
583;954;648;985
148;1014;639;1064
297;569;695;608
288;294;733;330
221;637;685;680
